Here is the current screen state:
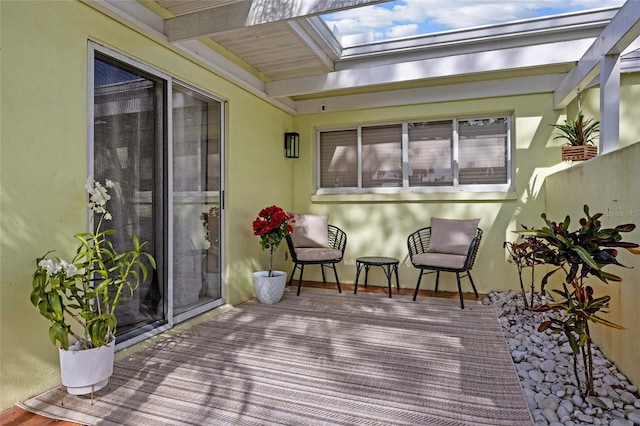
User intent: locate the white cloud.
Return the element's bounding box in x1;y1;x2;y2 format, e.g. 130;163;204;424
323;0;626;41
386;23;419;39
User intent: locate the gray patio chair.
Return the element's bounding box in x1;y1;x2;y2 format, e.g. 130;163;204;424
285;214;346;296
407;218;482;309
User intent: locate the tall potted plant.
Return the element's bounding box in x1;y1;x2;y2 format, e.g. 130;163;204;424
514;205;639;397
31;178;156;396
251;205;294;304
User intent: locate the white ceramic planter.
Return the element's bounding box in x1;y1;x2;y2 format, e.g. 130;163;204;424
252;270;287;304
59;340;115;395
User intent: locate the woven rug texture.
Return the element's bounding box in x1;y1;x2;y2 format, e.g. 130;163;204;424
19;288;534;425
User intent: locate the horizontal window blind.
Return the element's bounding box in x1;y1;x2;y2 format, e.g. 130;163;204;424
458;119;508;185
362;124;402;188
320;129;358;188
408;121;453;187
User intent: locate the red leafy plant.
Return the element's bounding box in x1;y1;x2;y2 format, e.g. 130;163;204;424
252;205;294;277
513;205;639;397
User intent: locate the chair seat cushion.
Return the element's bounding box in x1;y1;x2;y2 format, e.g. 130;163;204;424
412;253;467;270
296;247;342;262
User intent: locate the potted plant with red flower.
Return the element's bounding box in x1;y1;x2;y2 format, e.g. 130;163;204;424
251;205;295;303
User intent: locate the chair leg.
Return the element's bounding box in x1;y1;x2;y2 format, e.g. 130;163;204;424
413;270;424;301
320;264;327;283
434;271;440;293
297;264;305;296
331;264;342;293
456;272;465;309
288;263;299;287
467;271;479;298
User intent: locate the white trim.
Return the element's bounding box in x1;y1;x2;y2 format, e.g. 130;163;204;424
294;74;566;115
553;0;640;109
166;76;175;326
287;21;335;71
87;44;96;232
340;7;616;58
600;55;621;154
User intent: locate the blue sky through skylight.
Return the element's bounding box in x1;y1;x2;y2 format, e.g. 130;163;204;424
322;0;626;44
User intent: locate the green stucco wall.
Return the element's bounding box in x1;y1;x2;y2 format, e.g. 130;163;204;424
291;94;572;294
2;0;639;413
0;0;293;409
544;142;640;389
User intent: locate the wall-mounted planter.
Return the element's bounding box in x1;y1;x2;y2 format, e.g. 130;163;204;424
562;145;598;162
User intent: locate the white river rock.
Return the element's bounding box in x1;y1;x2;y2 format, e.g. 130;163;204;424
490;290;640;426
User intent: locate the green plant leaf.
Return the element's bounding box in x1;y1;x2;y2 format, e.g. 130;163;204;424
572;245;600;270
49;323;69;350
47;292;63;320
589;314;625;330
566;331;580;354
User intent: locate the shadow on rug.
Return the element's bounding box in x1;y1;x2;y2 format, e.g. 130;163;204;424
19;288;533;425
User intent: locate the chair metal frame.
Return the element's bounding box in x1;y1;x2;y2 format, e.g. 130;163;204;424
407;226;483;308
286;224;347;296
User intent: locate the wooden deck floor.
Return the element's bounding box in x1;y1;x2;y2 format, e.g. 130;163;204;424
1;281;483;426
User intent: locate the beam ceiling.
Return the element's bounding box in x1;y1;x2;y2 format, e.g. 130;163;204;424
84;0;636;115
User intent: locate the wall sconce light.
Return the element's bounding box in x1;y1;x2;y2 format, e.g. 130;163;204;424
284;132;300;158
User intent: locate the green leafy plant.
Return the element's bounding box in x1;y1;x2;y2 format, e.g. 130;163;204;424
514;205;639;397
252;205;294;277
31;178;156;350
550;111;599;146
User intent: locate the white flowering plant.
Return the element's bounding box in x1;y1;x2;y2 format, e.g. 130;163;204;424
31;178;156;350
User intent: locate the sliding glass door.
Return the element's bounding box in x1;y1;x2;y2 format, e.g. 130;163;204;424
91;44;224;345
172;85;223;319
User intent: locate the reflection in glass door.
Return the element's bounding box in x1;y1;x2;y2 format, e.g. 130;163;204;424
172;85;224;320
91;44;225;346
93;53;166;338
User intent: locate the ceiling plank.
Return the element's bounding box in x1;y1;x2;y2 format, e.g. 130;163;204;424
165;0;391;42
553;0;640;110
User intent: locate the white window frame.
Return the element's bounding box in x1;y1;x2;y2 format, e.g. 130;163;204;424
316;115;513;194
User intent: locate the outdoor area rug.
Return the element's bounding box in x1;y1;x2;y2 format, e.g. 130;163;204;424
18;288;533;425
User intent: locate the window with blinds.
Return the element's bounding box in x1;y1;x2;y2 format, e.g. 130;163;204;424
362;124;402;188
408;121;453;187
319;130;358;188
458;118;508;185
317;115;512;193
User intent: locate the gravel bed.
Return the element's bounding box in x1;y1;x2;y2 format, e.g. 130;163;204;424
487;290;640;426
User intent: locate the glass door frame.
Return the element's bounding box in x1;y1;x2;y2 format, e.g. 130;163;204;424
171;80;226;324
88;41;226;351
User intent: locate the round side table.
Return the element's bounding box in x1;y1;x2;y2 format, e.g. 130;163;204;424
354;256;400;298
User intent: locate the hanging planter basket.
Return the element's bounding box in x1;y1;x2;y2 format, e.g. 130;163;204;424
562;145;598;162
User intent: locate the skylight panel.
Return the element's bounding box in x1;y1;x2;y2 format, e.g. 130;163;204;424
321;0;626;47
